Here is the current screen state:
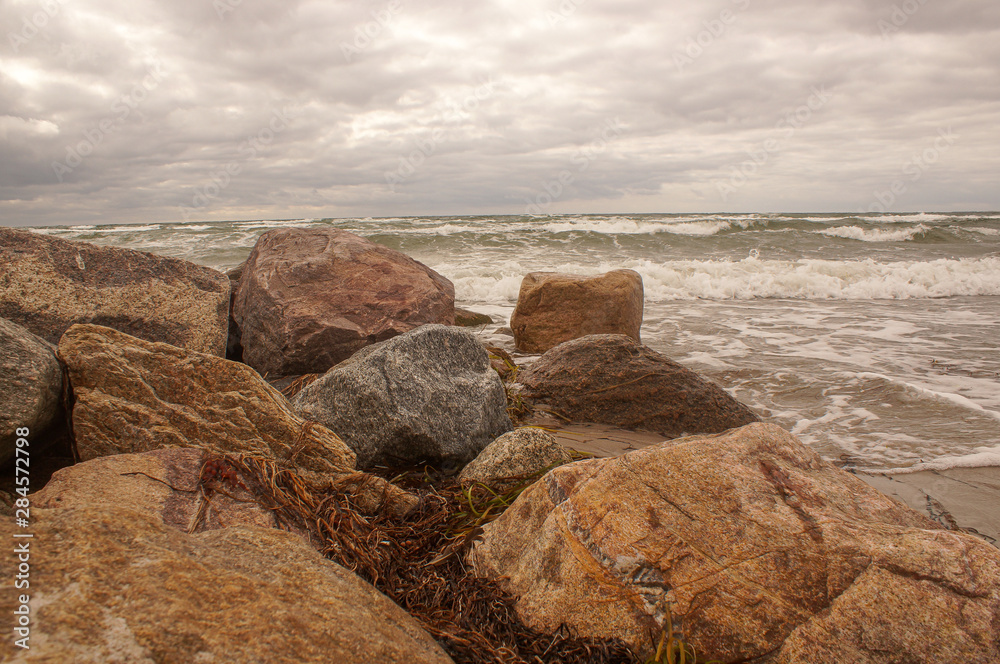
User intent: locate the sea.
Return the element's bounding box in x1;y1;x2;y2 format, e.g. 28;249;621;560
27;212;1000;474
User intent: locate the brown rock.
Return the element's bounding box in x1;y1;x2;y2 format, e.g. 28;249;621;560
470;423;1000;663
59;323;354;472
454;307;493;327
0;227;229;356
0;506;453;664
233;228;455;376
517;334;758;438
510;270;643;353
33;448;286;533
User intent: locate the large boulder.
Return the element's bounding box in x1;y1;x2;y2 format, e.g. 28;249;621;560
295;324;513;468
517;334;758;437
0;317;63;465
33;448;292;532
459;428;573;492
470;423;1000;663
58;324;354;473
0;227;229;356
233;228;455;376
510;270;643;353
0;506;453;664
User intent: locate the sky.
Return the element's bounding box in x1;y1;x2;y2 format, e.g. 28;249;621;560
1;0;998;226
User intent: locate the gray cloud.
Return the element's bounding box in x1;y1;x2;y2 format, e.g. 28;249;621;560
1;0;997;225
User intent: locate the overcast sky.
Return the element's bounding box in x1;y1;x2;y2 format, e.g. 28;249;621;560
1;0;998;226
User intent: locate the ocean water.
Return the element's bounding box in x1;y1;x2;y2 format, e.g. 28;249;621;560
28;213;1000;473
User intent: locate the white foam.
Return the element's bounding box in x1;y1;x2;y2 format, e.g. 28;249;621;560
631;256;1000;301
869;444;1000;474
863;213;952;224
817;224;928;242
968;227;1000;236
539;216;762;237
855;372;1000;422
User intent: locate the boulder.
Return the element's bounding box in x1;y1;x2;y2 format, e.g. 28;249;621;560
33;448;288;533
58;324;351;470
459;428;573;492
470;423;1000;663
295;324;513;468
510;270;643;353
0;506;453;664
0;227;229;356
0;317;63;465
517;334;758;438
233;228;455;376
454;307;493;327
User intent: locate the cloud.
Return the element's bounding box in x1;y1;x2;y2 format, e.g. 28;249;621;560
1;0;998;225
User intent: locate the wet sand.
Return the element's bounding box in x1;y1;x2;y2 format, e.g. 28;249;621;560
525;414;999;548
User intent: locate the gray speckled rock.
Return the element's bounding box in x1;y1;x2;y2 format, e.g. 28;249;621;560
460;428;573;492
0;317;63;465
295;325;513;468
0;227;229;356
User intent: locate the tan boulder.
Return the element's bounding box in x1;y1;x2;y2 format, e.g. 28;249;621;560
517;334;759;438
58;323;354;473
0;506;453;664
470;423;1000;663
33;448;288;533
510;269;643;353
233;228;455;376
0;227;229;356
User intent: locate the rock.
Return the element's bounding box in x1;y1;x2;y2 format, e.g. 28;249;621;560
233;228;455;376
517;334;758;438
33;448;287;533
454;307;493;327
0;506;454;664
510;270;643;353
57;324;418;516
0;317;63;465
0;227;229;356
295;324;513;468
459;428;572;492
470;423;1000;663
58;323;353;472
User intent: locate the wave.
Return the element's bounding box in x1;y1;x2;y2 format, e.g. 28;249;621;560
968;227;1000;236
539;216;765;237
861;213;953;224
440;257;1000;303
817;224;929;242
867;444;1000;474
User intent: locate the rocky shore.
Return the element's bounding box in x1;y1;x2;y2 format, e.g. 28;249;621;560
2;226;998;663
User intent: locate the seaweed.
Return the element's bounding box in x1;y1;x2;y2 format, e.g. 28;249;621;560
201;453;640;664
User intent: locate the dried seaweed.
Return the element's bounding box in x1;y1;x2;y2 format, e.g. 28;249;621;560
200;454;639;664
